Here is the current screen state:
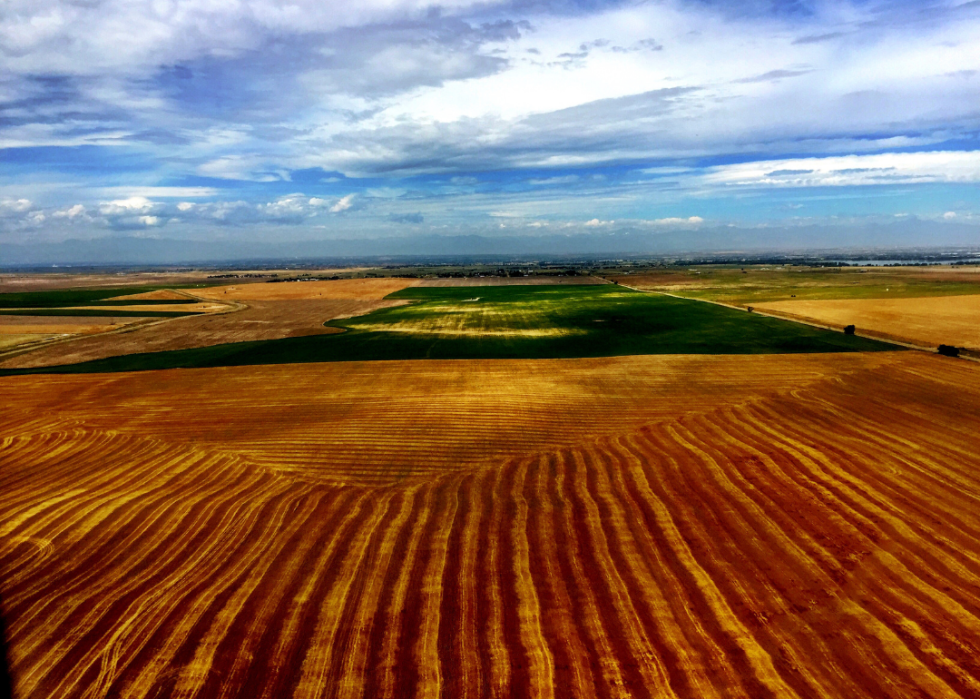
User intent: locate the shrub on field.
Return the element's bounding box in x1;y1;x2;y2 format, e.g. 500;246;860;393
938;344;960;357
844;325;855;335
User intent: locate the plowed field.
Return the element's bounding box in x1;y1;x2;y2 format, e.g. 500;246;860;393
194;277;417;301
3;351;980;698
0;299;403;370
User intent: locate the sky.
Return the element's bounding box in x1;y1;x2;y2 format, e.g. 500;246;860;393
2;0;980;252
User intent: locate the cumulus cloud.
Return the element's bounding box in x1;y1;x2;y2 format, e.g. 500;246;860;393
52;204;87;219
5;0;980;243
330;194;355;212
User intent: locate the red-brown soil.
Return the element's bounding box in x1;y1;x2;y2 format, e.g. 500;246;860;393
3;352;980;697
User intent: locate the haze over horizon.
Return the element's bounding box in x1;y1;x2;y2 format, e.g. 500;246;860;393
3;0;980;258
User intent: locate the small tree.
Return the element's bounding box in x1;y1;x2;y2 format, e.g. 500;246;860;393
938;345;960;358
844;325;855;335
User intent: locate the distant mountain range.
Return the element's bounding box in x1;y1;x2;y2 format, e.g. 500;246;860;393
3;220;979;266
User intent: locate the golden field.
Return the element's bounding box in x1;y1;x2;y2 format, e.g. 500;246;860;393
755;295;980;350
3;351;980;697
193;277;417;302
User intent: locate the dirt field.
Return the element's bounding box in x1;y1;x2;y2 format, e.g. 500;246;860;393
57;301;227;314
194;277;417;301
756;294;980;350
3;351;980;697
0;299;402;369
0;277;418;369
0;268;365;293
417;276;607;287
0;334;59;350
0;315;151;355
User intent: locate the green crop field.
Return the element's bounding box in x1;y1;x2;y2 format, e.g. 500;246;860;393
0;285;899;376
614;265;980;305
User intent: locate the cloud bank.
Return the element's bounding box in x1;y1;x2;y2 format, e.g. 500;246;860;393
2;0;980;249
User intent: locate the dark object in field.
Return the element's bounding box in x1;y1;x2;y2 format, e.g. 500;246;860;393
844;325;855;335
938;344;960;357
746;306;753;313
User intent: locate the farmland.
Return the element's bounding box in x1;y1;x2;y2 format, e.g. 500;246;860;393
0;278;416;370
2;351;980;697
1;268;979;699
613;265;980;353
612;264;980;304
755;295;980;352
0;283;894;375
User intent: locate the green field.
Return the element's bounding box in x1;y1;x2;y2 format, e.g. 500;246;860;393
0;285;899;376
614;266;980;305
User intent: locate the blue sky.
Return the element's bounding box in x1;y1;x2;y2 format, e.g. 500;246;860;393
2;0;980;247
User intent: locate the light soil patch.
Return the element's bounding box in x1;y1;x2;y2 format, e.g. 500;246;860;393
59;302;227;314
756;294;980;349
0;299;401;369
194;277;418;301
349;322;584;337
0;334;61;349
0;324;118;335
104;289;190;301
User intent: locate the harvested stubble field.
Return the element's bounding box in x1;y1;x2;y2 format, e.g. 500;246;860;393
0;278;415;370
755;295;980;351
3;351;980;698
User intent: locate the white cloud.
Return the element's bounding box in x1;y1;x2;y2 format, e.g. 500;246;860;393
52;204;87;219
642;216;703;225
100;187;218;198
704;151;980;187
330;194;355;212
1;199;33;213
99;196;155;214
944;211;957;219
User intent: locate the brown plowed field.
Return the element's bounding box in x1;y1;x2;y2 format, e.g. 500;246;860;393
3;351;980;697
0;316;151;355
756;295;980;350
194;277;418;301
0;299;401;369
